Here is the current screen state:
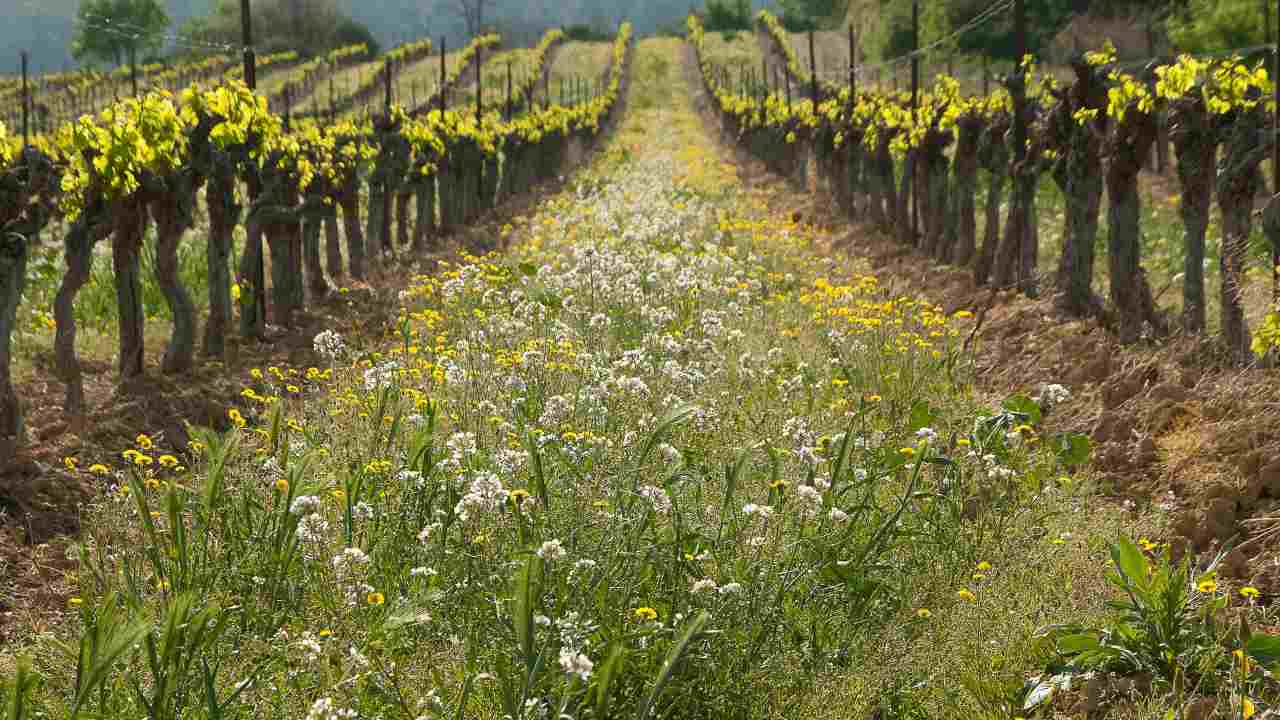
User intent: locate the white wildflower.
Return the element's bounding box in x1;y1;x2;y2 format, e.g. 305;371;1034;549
537;539;566;561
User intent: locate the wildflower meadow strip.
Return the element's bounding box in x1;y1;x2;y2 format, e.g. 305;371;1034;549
9;39;1093;719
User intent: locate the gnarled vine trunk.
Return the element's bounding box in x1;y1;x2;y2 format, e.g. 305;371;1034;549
973;121;1009;286
238;214;266;338
413;178;436;254
395;189;412;250
1170;102;1215;334
895;149;915;245
55;204;111;417
113;196;149;378
947;115;982;266
1107;108;1162;343
1053;61;1107;317
0;230;26;460
204;171;238;357
339;177;365;280
1217;109;1269;361
150;187;198;374
919;128;952;260
324;205;343;281
870;134;894;230
303;210;331;299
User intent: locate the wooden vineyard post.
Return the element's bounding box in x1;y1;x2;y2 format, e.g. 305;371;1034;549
240;0;266;337
1273;0;1280;307
1013;0;1034;295
911;0;920;244
20;51;28;148
384;58;392;117
809;29;817;105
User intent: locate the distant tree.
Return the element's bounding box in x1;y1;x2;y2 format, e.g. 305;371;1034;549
705;0;751;32
777;0;839;31
334;19;381;56
71;0;169;68
182;0;375;57
565;24;612;42
1167;0;1264;53
455;0;495;37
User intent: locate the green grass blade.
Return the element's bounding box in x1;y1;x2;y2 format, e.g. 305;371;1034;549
637;610;709;720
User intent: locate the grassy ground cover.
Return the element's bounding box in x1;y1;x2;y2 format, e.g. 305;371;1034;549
700;29;763;72
6;36;1272;720
549;42;614;94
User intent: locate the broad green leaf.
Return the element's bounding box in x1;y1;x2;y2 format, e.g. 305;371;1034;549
1055;633;1101;655
1054;432;1092;467
1246;633;1280;668
908;401;935;432
1110;538;1148;589
1002;393;1042;424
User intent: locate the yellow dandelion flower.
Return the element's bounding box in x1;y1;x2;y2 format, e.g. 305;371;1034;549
63;456;79;471
135;434;154;450
898;447;916;457
275;478;290;493
249;368;263;380
231;283;242;301
633;607;658;622
1241;586;1261;600
88;463;110;475
916;608;931;619
158;455;179;468
367;592;385;606
1197;579;1218;594
976;561;992;571
228;408;247;427
957;589;976;602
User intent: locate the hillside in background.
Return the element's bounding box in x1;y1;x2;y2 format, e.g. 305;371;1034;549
4;0;722;73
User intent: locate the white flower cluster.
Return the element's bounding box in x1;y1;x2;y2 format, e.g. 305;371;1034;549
639;485;672;515
305;697;357;720
1036;383;1072;410
454;472;508;521
363;360;400;392
312;330;347;360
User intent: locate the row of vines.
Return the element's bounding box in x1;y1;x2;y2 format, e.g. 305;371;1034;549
1;49;307;135
693;11;1280;361
0;24;634;463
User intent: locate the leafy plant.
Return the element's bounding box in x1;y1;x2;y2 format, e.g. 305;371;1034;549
1044;539;1230;688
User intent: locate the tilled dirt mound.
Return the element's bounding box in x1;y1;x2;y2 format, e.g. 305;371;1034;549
828;217;1280;596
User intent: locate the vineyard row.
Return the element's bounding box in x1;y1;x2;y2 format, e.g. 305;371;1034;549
0;24;634;463
692;11;1280;360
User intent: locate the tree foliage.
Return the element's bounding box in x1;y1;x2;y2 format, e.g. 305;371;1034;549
1167;0;1267;54
778;0;842;31
704;0;752;32
182;0;378;57
71;0;168;67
